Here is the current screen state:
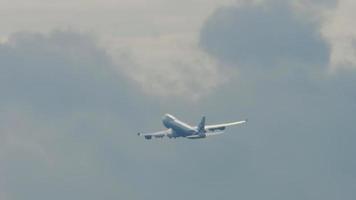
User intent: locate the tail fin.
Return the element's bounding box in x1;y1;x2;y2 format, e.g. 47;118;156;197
197;116;206;134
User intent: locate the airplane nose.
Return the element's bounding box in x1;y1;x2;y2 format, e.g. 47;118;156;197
164;114;172;119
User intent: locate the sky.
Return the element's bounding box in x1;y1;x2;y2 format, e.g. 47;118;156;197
0;0;356;200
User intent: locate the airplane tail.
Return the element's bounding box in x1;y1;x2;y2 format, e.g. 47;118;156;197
197;116;206;135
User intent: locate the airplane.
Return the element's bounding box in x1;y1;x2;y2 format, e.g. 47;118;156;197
138;114;247;140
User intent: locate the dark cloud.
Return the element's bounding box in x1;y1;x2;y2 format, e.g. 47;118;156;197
200;2;329;68
0;31;150;116
189;2;356;200
0;31;161;200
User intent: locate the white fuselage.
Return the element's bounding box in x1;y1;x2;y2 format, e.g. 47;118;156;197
162;114;196;137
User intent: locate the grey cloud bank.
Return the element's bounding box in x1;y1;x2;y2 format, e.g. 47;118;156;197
0;31;132;113
0;1;356;200
0;30;168;122
200;2;329;69
0;31;161;200
195;1;356;200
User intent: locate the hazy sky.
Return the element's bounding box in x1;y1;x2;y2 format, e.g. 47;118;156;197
1;0;356;200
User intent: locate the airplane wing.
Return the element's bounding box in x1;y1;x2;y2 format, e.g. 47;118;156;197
137;129;171;139
205;119;247;132
205;131;225;136
186;130;224;139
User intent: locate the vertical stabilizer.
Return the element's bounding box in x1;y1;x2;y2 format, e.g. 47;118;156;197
197;116;206;134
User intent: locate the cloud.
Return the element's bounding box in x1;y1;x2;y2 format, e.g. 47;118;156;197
106;34;228;100
193;3;356;199
200;1;329;69
320;0;356;71
1;0;243;100
0;30;159;200
0;0;236;37
1;2;356;200
0;30;146;114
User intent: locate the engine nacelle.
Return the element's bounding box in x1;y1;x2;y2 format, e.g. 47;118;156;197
154;134;165;138
166;129;176;138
